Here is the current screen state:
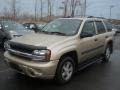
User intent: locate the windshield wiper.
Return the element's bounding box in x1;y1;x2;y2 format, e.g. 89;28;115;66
50;32;66;36
39;30;67;36
40;30;50;34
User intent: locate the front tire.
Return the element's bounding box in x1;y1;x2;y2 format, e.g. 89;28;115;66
55;56;75;84
2;39;8;50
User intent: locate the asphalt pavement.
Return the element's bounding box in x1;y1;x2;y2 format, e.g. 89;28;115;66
0;35;120;90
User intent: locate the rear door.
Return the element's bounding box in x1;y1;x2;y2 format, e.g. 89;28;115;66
94;20;107;54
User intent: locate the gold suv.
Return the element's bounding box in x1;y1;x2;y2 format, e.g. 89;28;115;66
4;17;115;84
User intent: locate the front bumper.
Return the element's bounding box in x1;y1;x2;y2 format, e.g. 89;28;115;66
4;51;59;79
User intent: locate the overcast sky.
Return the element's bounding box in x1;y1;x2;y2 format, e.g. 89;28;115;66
0;0;120;19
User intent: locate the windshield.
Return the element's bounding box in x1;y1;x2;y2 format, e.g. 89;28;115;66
2;21;26;31
42;19;82;36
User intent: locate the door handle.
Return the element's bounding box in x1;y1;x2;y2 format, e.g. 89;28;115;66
105;36;109;38
94;38;98;41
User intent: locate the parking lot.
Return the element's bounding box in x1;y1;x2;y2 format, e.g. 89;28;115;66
0;35;120;90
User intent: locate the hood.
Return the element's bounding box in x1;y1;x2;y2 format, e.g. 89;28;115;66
9;29;34;36
11;33;71;48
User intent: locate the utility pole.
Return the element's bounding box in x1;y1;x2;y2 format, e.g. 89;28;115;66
47;0;50;17
47;0;52;20
85;0;86;16
40;0;43;20
83;0;86;17
11;0;17;20
109;5;114;20
35;0;37;21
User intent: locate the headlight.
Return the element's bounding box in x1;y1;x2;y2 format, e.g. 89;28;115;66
9;31;18;38
9;31;22;38
32;49;51;61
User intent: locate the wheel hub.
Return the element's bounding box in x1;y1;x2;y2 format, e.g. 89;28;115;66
106;47;111;59
61;61;73;80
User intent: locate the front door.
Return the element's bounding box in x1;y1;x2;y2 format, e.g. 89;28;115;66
78;21;98;63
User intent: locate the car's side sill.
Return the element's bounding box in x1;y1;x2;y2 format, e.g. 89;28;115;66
77;55;103;71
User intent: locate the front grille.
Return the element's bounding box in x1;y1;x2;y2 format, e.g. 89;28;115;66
10;42;33;54
9;41;46;54
9;52;32;60
8;41;47;59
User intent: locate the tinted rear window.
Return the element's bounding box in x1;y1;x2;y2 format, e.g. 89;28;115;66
95;21;106;34
104;22;112;32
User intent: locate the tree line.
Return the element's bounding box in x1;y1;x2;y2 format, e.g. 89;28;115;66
1;0;87;22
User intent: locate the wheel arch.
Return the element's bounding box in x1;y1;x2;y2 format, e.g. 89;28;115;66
58;50;78;69
106;40;113;53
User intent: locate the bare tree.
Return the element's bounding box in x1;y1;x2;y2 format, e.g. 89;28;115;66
59;0;69;17
63;0;69;17
1;0;21;20
1;0;20;20
2;7;11;19
11;0;16;19
9;0;20;20
47;0;56;20
59;0;81;17
70;0;81;17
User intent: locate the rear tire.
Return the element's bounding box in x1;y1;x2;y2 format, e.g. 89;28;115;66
55;56;75;84
102;45;111;62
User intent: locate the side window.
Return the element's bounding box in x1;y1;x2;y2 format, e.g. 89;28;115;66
105;22;112;32
81;21;96;35
95;21;106;34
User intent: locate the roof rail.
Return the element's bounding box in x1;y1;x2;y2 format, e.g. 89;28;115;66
87;16;106;19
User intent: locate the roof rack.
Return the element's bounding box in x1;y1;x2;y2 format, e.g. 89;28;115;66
62;16;106;19
87;16;106;19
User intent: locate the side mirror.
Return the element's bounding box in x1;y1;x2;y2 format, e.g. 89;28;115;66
25;26;28;29
30;24;37;30
80;32;94;38
31;27;37;30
